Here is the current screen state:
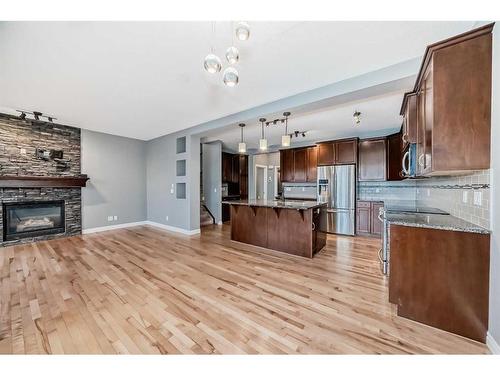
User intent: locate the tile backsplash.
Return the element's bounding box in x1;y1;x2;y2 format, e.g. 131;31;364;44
357;170;491;230
416;170;490;230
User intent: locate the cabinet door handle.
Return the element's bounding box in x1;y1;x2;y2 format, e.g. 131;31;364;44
402;133;409;143
402;151;410;175
312;222;316;231
418;154;425;167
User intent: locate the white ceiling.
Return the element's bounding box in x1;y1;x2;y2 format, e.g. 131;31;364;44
0;21;476;140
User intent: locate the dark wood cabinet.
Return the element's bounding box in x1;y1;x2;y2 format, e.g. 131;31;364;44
280;146;317;183
401;93;418;149
293;148;307;182
317;142;335;166
356;201;383;237
355;202;371;235
335;140;357;164
222;152;233;183
317;139;357;166
358;138;387;181
306;147;318;182
387;131;403;181
389;225;490;343
222;152;248;198
405;24;492;176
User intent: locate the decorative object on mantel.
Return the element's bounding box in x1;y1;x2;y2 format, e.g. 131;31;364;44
0;174;89;188
35;148;72;170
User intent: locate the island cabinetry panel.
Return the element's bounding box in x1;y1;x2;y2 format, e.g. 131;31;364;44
267;208;313;258
389;224;490;343
230;205;268;248
229;204;323;258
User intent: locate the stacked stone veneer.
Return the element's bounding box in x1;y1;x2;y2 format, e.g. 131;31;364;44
0;113;83;246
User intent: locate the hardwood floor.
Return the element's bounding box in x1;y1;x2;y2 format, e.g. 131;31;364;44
0;224;489;354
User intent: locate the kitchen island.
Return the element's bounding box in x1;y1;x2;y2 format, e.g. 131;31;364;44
223;200;327;258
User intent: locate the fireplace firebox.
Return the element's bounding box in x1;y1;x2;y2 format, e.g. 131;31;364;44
2;200;65;241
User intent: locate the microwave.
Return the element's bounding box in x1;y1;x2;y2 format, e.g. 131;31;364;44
402;143;417;178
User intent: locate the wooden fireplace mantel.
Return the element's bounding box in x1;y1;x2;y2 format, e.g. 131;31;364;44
0;175;90;188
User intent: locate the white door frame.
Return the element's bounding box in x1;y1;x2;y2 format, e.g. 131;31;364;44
273;166;280;199
255;164;268;200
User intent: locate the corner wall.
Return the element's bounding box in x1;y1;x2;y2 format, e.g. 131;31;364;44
81;129;147;231
488;24;500;353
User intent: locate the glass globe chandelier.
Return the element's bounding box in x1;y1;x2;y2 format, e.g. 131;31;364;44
204;53;222;74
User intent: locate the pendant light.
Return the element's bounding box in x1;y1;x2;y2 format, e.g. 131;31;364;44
238;123;246;153
259;118;267;151
235;22;250;41
281;111;291;147
225;46;239;64
204;22;222;74
223;67;239;87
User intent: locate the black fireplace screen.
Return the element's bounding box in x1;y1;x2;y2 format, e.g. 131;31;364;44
2;200;65;241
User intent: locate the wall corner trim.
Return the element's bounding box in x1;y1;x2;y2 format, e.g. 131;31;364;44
82;221;148;234
145;221;201;236
487;332;500;354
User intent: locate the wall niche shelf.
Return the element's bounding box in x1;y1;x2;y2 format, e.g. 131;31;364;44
176;182;186;199
176;136;186;154
176;159;186;177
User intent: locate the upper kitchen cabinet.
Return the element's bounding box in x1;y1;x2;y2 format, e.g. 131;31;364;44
317;142;335;166
317;139;357;166
410;23;493;176
358;138;387;181
280;146;318;183
387;131;404;181
400;92;418;149
306;146;318;182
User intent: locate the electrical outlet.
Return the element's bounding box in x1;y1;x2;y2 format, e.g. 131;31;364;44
462;191;468;203
20;148;26;155
170;184;174;194
113;216;118;221
165;216;169;221
426;189;431;197
107;216;113;222
473;191;482;206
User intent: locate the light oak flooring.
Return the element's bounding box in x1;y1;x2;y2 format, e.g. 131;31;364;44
0;224;489;354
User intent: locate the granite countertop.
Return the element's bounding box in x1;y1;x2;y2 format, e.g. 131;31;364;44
386;212;490;234
222;199;327;210
358;199;449;215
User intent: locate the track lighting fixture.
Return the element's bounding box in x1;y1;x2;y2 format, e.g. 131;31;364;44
353;110;361;125
19;112;26;120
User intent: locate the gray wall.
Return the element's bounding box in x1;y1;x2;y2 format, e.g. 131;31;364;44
146;130;200;232
81;129;147;230
202;142;222;223
489;25;500;351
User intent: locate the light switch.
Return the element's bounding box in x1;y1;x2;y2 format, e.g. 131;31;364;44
107;216;113;222
473;191;482;206
170;184;174;194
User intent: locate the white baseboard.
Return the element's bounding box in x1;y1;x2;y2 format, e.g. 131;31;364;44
487;332;500;354
145;221;201;236
82;221;148;234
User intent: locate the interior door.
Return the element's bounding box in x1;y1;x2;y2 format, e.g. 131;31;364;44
255;166;266;200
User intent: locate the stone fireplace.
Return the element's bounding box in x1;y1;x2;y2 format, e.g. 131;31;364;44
0;113;88;246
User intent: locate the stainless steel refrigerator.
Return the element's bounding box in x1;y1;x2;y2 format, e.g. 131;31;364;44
317;165;356;235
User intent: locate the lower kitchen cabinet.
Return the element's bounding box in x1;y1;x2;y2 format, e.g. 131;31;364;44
389;224;490;343
356;201;383;237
